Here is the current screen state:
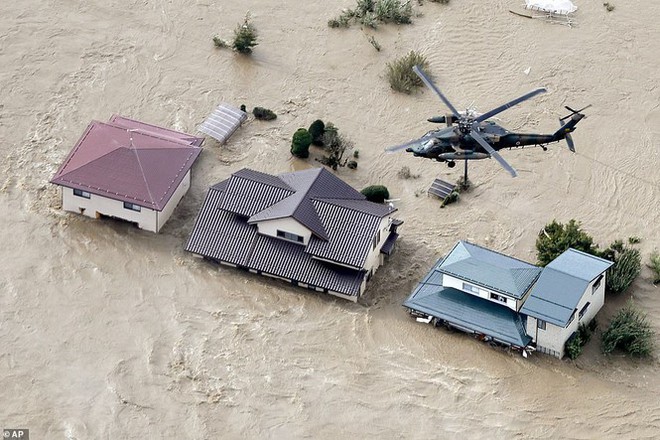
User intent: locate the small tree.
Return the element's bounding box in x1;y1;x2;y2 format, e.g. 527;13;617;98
361;185;390;203
535;219;598;267
308;119;325;146
386;51;429;94
233;13;258;54
291;128;312;159
602;300;655;357
318;123;353;170
252;107;277;120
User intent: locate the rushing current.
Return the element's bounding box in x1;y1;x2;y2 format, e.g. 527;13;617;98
1;0;659;438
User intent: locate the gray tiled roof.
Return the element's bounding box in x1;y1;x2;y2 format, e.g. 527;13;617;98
219;171;294;217
520;249;613;327
438;241;542;299
185;189;256;266
403;262;531;347
305;199;382;268
185;167;397;297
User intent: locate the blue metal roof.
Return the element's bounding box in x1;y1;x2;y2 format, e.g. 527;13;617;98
404;261;532;347
438;241;542;299
520;249;613;327
546;248;613;281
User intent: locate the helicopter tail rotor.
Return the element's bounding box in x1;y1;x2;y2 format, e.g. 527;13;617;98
560;104;591;122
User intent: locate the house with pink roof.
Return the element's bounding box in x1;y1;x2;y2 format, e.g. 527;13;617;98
50;115;203;233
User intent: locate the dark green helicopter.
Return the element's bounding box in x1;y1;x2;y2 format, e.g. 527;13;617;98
387;65;589;177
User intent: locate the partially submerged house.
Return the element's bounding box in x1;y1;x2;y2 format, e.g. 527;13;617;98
404;241;612;358
185;167;402;302
50;115;203;233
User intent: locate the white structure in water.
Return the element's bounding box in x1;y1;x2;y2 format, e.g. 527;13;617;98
50;115;203;233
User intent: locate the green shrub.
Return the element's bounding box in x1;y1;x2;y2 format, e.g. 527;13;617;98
565;332;583;360
253;107;277;120
565;322;594;360
602;300;654;357
648;251;660;285
440;190;459;208
397;165;420;179
233;14;258;54
374;0;412;24
213;36;228;48
386;51;429;94
361;185;390;203
535;219;598;267
317;123;353;170
353;149;359;159
328;0;413;29
366;35;381;51
308;119;325;146
240;104;247;112
291;128;312;159
603;2;615;12
606;246;641;294
347;160;358;169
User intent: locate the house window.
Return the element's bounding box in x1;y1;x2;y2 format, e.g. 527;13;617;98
537;319;546;330
490;293;507;304
592;274;604;293
579;302;591;320
462;282;481;295
276;229;304;243
372;230;381;250
73;188;91;199
123;202;141;212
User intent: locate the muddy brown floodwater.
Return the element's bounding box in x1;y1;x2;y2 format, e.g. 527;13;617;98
1;0;659;438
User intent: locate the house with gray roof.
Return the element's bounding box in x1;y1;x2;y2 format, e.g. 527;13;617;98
50;115;203;233
404;241;613;358
185;167;402;301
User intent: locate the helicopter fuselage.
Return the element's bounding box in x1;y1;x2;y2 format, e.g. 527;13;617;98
406;120;561;162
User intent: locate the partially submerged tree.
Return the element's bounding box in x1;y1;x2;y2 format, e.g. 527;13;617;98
232;13;258;54
328;0;413;29
602;300;655;357
308;119;326;146
291;128;313;159
317;123;354;170
361;185;390;203
252;107;277;120
603;241;641;294
386;51;429;94
535;219;598;267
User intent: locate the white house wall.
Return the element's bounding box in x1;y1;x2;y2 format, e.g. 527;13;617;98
529;273;607;358
256;217;312;244
442;274;520;311
156;170;191;232
362;216;393;276
62;187;158;232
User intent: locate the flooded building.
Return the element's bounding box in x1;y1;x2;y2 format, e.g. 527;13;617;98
185;167;402;302
404;241;612;358
50;115;203;233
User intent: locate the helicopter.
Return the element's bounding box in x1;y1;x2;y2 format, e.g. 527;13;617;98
387;65;589;177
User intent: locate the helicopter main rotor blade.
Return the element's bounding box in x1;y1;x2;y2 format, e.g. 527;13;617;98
474;88;547;123
565;133;575;152
470;129;518;177
412;65;461;118
385;134;434;153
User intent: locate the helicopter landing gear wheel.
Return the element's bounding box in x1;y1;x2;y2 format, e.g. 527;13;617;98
447;161;456;168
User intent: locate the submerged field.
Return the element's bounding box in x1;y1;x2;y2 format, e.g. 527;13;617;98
1;0;659;438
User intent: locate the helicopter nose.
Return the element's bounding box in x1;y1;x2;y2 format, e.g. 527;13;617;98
405;147;413;152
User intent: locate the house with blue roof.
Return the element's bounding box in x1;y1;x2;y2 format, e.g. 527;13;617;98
404;241;613;358
186;167;402;302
